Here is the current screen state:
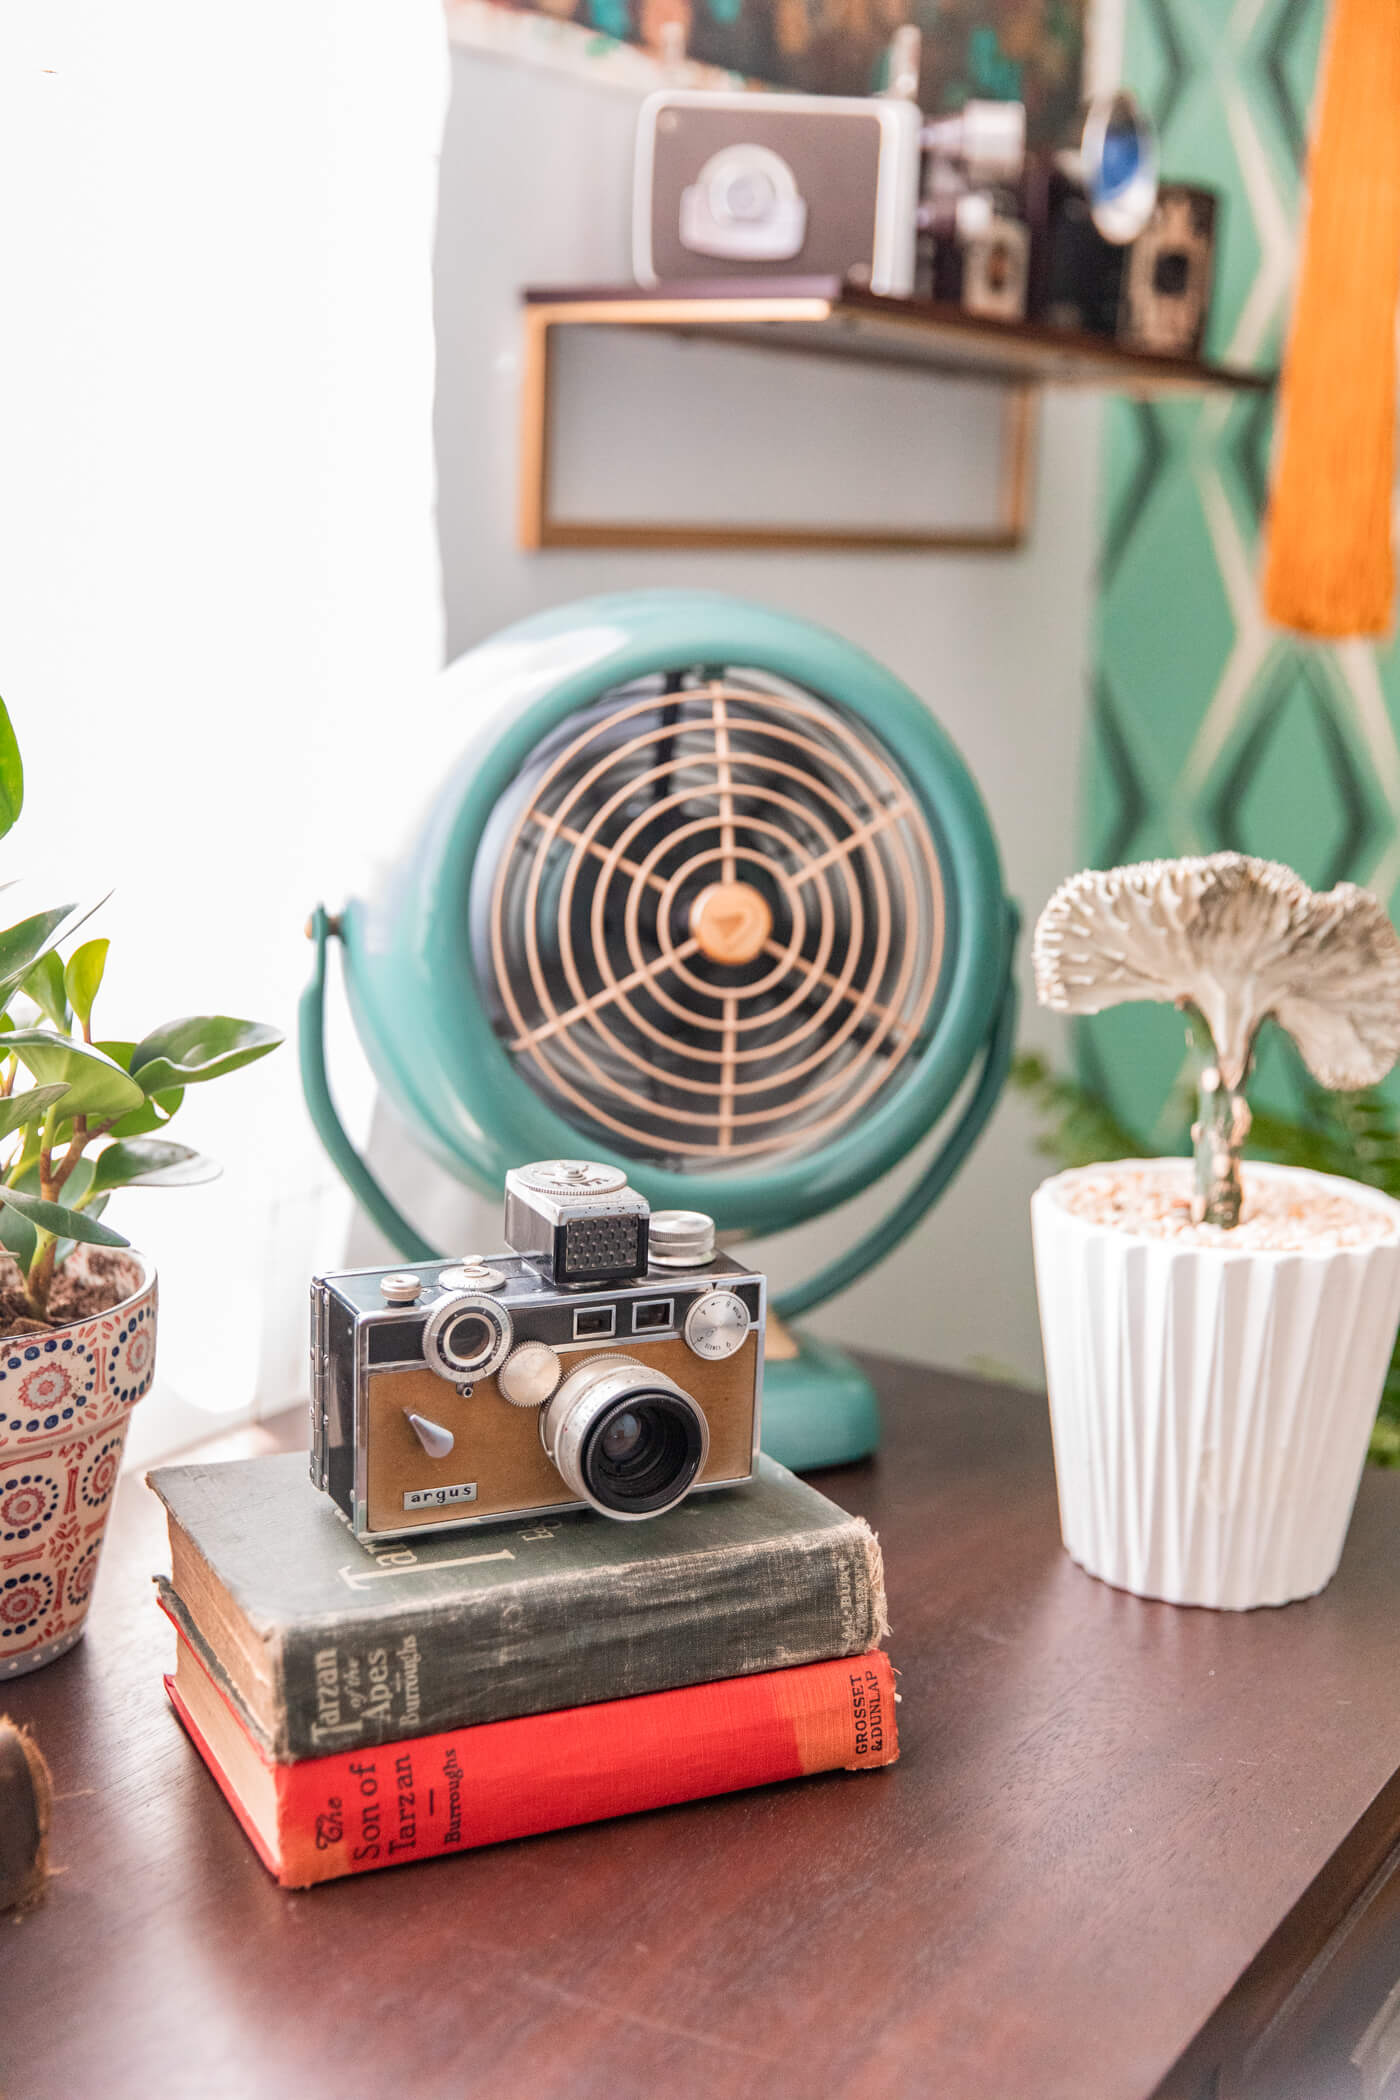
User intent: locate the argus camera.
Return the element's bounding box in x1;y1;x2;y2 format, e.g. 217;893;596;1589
310;1161;764;1542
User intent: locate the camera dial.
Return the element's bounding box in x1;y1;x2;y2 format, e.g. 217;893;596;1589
438;1259;507;1293
499;1340;562;1408
684;1288;751;1361
512;1161;628;1198
541;1354;709;1520
422;1291;513;1384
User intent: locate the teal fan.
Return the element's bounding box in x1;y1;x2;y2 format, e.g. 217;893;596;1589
301;591;1016;1468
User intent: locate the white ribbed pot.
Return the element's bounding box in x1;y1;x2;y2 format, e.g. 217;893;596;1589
1031;1161;1400;1610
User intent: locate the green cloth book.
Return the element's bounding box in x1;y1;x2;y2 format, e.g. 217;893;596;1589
148;1452;888;1762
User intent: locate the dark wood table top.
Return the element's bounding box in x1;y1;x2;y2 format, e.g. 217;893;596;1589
5;1356;1400;2100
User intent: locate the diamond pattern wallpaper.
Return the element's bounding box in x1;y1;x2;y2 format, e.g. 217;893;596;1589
1084;0;1400;1138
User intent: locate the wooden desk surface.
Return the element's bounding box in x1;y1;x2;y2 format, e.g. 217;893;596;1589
5;1357;1400;2100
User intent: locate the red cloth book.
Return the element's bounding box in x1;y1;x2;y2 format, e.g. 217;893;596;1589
166;1627;898;1888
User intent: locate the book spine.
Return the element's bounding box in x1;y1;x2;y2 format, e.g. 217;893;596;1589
270;1520;886;1759
169;1648;898;1889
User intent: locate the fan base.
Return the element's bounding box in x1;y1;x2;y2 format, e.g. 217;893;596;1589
759;1334;880;1472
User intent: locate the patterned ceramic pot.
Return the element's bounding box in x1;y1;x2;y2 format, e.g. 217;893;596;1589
1032;1162;1400;1610
0;1253;157;1675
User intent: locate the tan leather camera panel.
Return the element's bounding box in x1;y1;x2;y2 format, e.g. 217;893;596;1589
365;1332;759;1535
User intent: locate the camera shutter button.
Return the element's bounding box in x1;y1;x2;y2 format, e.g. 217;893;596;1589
499;1341;562;1408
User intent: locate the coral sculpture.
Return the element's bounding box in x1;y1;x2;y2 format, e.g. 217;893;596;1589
1033;854;1400;1227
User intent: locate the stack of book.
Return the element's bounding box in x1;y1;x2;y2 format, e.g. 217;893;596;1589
149;1452;897;1887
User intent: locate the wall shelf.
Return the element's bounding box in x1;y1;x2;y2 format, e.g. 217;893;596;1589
519;279;1273;554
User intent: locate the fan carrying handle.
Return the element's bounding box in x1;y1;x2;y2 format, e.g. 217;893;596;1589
300;906;440;1263
773;903;1020;1322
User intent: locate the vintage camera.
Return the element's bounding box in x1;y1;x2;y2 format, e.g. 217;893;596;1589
920;100;1031;321
1024;92;1163;337
1117;184;1218;358
633;89;921;296
310;1161;764;1542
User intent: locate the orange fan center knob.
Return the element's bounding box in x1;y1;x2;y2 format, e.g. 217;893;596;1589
689;880;772;965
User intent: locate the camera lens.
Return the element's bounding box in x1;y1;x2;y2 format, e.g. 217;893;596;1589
584;1397;703;1514
541;1355;709;1521
719;169;776;224
601;1410;644;1463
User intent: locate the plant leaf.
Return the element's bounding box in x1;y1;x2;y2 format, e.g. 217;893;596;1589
0;1202;36;1269
0;1085;69;1144
0;907;78;1004
91;1139;220;1192
4;1032;145;1124
53;1189;110;1271
129;1015;282;1094
0;1186;129;1248
64;939;109;1031
20;950;68;1031
0;698;24;842
96;1039;184;1135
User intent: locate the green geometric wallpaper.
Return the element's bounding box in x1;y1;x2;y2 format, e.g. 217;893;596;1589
1084;0;1400;1140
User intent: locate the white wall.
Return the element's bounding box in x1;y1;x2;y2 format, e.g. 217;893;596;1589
374;44;1095;1388
2;0;448;1464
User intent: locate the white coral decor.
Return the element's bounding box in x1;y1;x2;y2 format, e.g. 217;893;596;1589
1030;851;1400;1609
1032;1162;1400;1609
1033;855;1400;1092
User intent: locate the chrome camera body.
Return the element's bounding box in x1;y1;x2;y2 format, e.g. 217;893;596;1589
310;1161;764;1542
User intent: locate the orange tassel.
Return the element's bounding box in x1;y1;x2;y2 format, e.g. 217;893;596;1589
1263;0;1400;639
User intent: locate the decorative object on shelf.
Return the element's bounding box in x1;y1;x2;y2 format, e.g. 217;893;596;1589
0;699;282;1676
301;590;1016;1472
1030;851;1400;1610
633;89;923;297
1116;183;1217;358
632;82;1200;361
1020;91;1162;337
920;96;1032;318
0;1714;51;1913
1264;0;1400;638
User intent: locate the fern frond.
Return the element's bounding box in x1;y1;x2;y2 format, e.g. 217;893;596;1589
1010;1052;1150;1168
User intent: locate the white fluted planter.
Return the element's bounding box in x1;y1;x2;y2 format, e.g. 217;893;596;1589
1031;1161;1400;1610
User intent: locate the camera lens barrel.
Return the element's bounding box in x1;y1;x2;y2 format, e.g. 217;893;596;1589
541;1354;709;1521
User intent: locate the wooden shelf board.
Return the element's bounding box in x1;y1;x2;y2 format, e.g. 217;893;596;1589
523;278;1274;397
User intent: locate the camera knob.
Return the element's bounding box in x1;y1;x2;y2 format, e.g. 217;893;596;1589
405;1412;455;1460
380;1272;423;1305
439;1259;507;1293
683;1289;751;1362
649;1210;717;1267
499;1341;562;1408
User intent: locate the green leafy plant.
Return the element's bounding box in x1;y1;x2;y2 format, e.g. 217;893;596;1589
0;700;282;1330
1012;1050;1400;1464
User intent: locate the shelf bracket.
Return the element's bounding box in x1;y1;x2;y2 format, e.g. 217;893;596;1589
517;298;1038;555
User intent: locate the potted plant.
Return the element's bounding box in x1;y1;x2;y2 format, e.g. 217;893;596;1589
0;704;280;1674
1030;852;1400;1610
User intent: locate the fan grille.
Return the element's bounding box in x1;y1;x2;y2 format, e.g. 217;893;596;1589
481;672;946;1170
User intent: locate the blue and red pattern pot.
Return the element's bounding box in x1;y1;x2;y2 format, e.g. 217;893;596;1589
0;1252;157;1675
